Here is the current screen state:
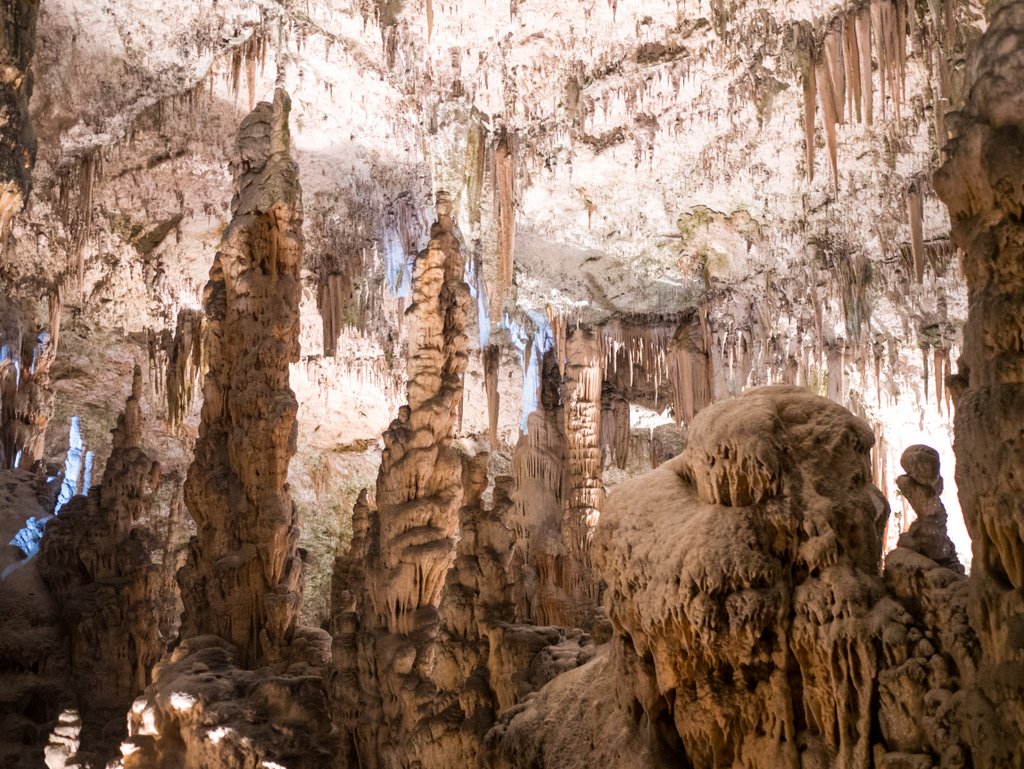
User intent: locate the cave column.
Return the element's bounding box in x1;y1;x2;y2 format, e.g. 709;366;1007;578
934;4;1024;764
561;327;604;624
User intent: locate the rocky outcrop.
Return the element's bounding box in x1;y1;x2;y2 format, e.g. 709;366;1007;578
115;633;333;769
493;386;979;768
934;5;1024;765
37;366;169;760
0;0;39;239
177;88;305;668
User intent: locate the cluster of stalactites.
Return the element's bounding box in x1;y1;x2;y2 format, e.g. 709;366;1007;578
799;0;914;189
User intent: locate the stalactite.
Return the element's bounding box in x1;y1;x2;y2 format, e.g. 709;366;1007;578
484;344;500;447
816;56;840;190
600;382;630;470
803;60;817;181
465;120;485;233
668;309;713;425
164;308;203;429
547;305;567;377
857;6;874;126
492;132;515;322
906;181;925;283
824;25;846;125
844;14;862;122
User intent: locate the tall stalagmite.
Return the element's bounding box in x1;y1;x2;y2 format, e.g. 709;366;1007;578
177;88;305;668
0;0;39;238
330;191;471;768
560;327;603;626
934;4;1024;765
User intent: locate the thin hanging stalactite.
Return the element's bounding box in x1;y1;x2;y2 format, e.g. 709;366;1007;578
492;131;516;322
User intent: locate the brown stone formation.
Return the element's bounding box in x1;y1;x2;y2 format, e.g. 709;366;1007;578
37;366;170;759
559;327;603;626
177;87;305;668
934;4;1024;765
163;307;203;429
0;0;39;239
509;347;569;626
0;290;60;470
492;386;980;768
118;632;334;769
329;191;471;768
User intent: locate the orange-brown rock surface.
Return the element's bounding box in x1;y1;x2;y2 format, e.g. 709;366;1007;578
934;4;1024;765
177;87;305;668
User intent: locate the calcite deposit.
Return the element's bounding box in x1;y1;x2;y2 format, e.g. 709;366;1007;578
1;0;1023;768
934;3;1024;764
0;0;38;239
177;87;305;668
38;366;170;760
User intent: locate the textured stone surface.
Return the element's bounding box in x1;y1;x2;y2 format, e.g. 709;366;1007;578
38;366;171;760
177;88;305;668
0;0;39;238
934;4;1024;765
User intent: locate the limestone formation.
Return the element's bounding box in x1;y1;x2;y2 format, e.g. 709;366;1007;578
177;88;305;668
0;291;61;470
37;366;169;760
509;348;570;626
559;328;603;627
330;191;471;768
934;4;1024;764
116;633;334;769
0;0;39;239
493;386;977;768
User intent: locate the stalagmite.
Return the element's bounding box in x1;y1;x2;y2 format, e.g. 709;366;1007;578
39;367;170;758
560;327;603;627
177;88;305;667
0;0;39;241
934;5;1024;764
329;190;471;768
